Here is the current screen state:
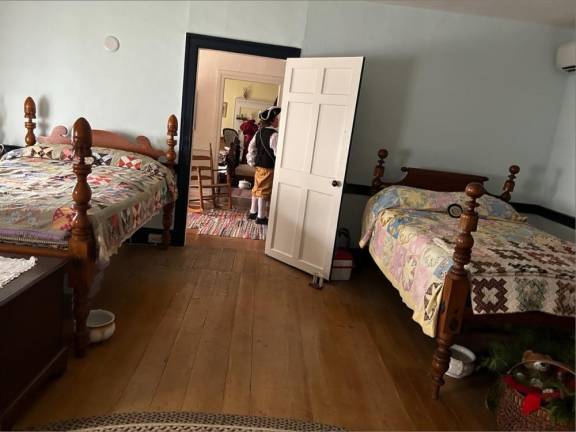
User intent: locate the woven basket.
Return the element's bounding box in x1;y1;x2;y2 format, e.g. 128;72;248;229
495;359;575;431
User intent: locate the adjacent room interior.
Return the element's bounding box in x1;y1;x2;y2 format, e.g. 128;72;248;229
186;49;285;241
0;1;574;432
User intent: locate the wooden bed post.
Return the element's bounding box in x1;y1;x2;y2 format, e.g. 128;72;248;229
69;117;95;357
24;97;36;146
162;114;178;248
371;148;388;193
431;182;485;399
499;165;520;202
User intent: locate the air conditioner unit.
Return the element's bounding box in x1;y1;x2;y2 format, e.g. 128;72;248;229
556;41;576;73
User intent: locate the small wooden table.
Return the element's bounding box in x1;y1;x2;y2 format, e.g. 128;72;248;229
0;255;69;429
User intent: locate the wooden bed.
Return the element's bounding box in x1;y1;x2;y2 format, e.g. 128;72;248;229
369;148;574;399
0;97;178;357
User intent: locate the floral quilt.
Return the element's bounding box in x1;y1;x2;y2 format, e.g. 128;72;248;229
0;144;177;262
360;187;575;337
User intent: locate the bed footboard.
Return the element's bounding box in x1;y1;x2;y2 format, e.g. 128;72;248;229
431;182;485;399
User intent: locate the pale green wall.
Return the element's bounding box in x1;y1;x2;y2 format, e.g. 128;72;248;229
541;76;576;216
302;1;574;219
0;1;307;150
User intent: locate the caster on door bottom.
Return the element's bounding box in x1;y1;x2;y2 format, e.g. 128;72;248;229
309;274;324;290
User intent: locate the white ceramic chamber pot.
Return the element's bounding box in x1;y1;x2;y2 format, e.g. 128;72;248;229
86;309;116;344
446;344;476;378
238;180;252;189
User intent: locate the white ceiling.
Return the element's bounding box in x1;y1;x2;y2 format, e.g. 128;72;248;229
380;0;576;27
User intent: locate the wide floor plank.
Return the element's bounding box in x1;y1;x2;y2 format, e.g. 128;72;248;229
16;235;497;431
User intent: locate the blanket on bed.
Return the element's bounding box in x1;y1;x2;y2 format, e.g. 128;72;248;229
0;144;177;262
360;187;575;337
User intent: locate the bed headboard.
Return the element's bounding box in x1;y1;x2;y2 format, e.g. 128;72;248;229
24;96;177;162
38;126;166;160
371;148;520;202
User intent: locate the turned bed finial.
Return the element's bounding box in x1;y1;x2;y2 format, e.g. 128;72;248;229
165;114;178;168
450;182;484;277
500;165;520;202
371;148;389;193
24;96;37;146
431;182;485;400
161;114;178;249
70;117;93;250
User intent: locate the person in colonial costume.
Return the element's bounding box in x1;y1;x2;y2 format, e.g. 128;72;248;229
246;106;281;225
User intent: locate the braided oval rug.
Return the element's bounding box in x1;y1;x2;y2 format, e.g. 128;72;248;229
25;411;344;432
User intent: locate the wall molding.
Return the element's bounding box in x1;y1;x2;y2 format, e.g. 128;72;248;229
343;183;575;228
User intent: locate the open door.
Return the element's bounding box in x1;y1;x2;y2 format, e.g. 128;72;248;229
265;57;364;280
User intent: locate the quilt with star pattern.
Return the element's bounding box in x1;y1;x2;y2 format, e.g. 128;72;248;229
360;188;575;337
0;143;177;262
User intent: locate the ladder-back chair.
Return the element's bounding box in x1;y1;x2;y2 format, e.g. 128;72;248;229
189;145;232;211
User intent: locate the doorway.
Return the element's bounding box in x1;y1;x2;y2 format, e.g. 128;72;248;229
186;49;284;240
174;34;301;246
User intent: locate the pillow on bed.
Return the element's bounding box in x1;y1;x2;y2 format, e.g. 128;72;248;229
367;185;525;221
20;143;75;161
15;143;160;172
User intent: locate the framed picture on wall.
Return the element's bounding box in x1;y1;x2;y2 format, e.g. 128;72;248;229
222;102;228;117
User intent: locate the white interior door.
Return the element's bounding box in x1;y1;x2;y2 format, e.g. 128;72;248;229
265;57;364;280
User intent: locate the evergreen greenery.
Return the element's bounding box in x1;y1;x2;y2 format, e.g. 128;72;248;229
479;327;575;425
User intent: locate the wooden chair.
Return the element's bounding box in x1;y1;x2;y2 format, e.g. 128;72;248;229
222;128;239;149
189;146;232;211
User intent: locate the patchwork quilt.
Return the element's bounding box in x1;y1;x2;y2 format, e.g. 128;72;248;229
0;144;177;262
360;186;575;337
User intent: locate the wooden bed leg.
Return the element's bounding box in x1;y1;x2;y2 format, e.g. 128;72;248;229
24;96;37;146
69;117;95;357
432;333;454;399
162;115;178;248
162;201;174;249
431;182;484;399
70;261;92;357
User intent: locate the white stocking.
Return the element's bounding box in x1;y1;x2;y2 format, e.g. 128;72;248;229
250;197;258;214
257;197;267;219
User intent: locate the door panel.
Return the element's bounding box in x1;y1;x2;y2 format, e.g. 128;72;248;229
269;182;301;258
311;104;348;179
323;68;354;95
289;68;317;94
281;102;313;172
266;57;364;279
299;190;333;268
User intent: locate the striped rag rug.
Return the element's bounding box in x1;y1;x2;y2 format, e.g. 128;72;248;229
187;208;266;240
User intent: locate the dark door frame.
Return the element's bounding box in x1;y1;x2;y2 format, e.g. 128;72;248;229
173;33;301;246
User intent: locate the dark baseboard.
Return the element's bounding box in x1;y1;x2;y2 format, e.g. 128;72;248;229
513;203;575;228
343;183;575;229
343;183;372;195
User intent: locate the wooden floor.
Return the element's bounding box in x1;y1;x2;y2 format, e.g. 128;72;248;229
16;235;496;431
